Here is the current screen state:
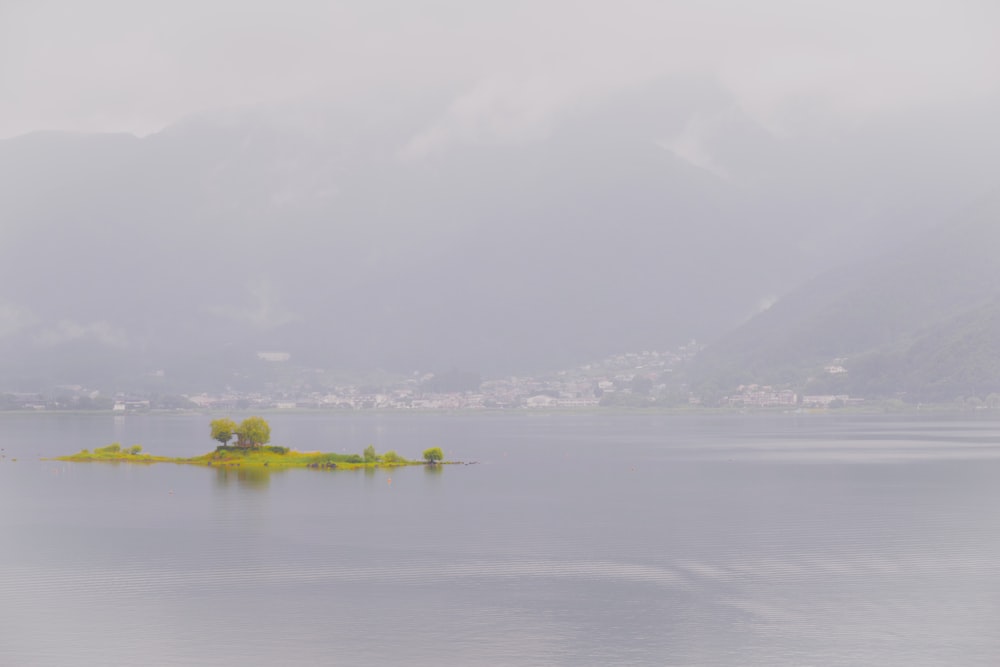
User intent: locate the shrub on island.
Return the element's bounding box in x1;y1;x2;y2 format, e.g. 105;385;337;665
382;450;405;464
61;442;157;462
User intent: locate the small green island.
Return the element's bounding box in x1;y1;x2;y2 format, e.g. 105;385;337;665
51;416;448;471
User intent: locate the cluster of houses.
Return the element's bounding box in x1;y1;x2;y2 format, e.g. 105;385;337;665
175;347;702;412
9;343;795;413
726;385;799;407
725;384;862;409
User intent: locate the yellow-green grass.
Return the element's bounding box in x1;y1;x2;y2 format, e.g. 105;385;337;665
51;444;439;471
52;443;172;465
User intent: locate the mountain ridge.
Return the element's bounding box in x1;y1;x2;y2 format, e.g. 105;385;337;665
692;194;1000;401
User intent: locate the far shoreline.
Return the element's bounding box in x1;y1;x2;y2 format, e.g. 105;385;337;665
11;404;1000;419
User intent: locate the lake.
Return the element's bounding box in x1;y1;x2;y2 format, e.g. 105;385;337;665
1;412;999;665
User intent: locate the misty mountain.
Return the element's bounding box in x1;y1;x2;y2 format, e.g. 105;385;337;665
3;81;996;393
0;94;796;390
692;197;1000;401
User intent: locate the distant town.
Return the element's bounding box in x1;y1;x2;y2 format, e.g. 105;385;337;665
6;343;998;413
2;344;705;412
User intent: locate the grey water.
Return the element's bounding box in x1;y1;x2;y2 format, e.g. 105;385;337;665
1;412;999;666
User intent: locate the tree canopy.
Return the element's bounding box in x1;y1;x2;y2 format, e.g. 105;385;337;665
210;418;238;447
234;416;271;448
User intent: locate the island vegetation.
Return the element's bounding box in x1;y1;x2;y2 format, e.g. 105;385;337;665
51;417;452;471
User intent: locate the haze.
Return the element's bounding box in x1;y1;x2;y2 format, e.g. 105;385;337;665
2;0;999;390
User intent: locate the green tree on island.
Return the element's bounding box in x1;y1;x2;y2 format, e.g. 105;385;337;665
235;416;271;448
422;447;443;464
210;418;238;447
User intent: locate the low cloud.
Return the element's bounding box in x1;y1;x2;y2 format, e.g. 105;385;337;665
36;320;129;347
397;75;584;160
757;295;779;313
0;301;37;338
661;114;733;180
204;279;300;330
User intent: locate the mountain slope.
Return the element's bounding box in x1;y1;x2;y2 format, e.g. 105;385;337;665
692;197;1000;400
4;84;990;391
0;102;772;389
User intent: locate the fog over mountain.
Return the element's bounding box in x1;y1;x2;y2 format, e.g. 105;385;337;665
2;1;999;391
692;195;1000;401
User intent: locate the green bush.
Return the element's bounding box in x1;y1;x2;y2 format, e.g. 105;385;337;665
382;450;404;463
315;452;366;464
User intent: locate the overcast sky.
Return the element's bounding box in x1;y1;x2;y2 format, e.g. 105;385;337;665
3;0;999;145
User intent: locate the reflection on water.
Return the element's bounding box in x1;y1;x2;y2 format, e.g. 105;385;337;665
214;465;272;489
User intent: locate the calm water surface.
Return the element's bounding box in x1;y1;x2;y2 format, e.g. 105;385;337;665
1;412;999;665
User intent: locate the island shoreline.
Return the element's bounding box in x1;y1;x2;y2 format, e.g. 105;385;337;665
48;444;457;471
